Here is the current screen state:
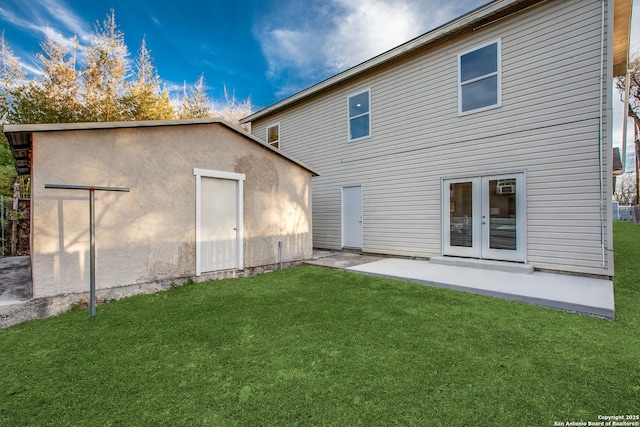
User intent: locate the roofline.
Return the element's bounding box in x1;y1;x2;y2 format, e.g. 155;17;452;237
241;0;542;124
2;118;319;177
3;118;229;133
243;0;633;123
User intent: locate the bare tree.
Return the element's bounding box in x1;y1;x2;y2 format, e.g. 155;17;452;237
616;54;640;131
616;54;640;205
216;85;252;129
614;173;637;205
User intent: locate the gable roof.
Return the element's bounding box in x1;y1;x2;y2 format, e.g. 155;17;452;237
2;118;319;177
242;0;632;124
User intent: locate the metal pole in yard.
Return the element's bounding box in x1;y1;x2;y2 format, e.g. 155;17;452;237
45;184;129;321
89;188;96;319
11;181;19;256
1;195;4;256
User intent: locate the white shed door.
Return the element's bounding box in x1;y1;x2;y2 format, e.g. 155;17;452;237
201;177;237;271
343;186;363;248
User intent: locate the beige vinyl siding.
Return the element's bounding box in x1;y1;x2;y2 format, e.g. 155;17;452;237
251;0;612;275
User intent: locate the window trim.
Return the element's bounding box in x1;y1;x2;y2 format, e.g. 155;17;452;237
457;39;502;116
347;88;371;142
266;122;280;149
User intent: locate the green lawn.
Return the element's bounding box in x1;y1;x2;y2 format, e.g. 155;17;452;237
1;222;639;426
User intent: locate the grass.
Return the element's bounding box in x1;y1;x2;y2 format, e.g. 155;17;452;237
1;223;639;426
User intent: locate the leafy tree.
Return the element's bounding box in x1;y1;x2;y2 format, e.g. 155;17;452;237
176;74;212;119
122;37;174;120
0;9;253;197
0;134;15;198
0;34;21;197
0;32;25;123
82;9;130;122
9;34;81;124
39;34;81;122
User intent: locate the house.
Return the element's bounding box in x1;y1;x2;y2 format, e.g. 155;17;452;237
241;0;633;278
613;147;624;191
2;119;318;300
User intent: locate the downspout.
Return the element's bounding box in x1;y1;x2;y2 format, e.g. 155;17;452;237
598;0;606;267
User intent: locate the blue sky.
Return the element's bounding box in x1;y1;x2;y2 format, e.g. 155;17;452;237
0;0;490;109
0;0;638;168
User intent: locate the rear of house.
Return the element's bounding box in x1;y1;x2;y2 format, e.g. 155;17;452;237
3;119;316;300
243;0;633;278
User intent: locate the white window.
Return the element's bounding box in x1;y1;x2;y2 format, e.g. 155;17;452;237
458;40;501;115
348;89;371;141
266;123;279;148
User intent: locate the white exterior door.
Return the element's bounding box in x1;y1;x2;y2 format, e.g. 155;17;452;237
342;186;363;248
443;173;524;262
193;169;245;275
201;177;237;271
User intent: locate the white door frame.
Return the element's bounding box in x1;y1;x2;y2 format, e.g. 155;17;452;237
442;177;481;258
442;172;525;262
341;185;363;249
480;174;525;262
194;168;246;275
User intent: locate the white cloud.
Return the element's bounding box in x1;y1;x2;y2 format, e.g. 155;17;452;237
0;0;90;43
39;0;91;42
324;0;452;70
256;0;488;97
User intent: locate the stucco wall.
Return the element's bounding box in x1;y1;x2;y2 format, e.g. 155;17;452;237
31;123;312;298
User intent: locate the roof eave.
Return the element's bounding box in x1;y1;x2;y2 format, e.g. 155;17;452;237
612;0;633;77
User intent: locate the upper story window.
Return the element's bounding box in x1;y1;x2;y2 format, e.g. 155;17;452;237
266;123;279;148
458;39;501;115
348;89;371;141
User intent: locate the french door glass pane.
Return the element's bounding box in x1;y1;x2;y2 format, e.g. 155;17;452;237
488;179;516;250
449;182;473;247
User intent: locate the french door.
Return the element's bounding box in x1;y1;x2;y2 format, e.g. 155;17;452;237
443;174;524;262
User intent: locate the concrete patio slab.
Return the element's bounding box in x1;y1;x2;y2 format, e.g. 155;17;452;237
429;256;534;274
0;256;31;306
305;251;386;269
345;258;614;319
